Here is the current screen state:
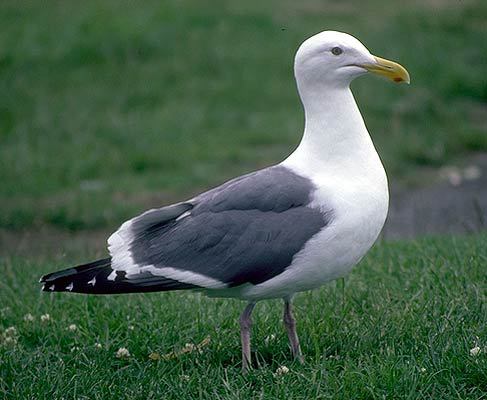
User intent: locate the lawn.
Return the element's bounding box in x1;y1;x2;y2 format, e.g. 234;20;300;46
1;0;487;398
1;235;486;399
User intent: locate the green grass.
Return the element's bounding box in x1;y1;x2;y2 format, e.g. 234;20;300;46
0;0;486;231
1;2;486;398
1;234;486;399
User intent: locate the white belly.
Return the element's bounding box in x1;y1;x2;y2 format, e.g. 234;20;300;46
238;166;389;301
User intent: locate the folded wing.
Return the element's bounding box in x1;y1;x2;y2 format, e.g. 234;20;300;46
108;165;332;291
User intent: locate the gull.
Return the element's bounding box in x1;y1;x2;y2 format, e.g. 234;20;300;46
40;30;409;372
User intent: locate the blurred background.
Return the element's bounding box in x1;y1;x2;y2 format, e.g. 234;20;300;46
1;0;486;258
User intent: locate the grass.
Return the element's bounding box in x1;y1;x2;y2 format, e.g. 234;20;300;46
0;0;486;231
1;234;486;399
1;1;486;398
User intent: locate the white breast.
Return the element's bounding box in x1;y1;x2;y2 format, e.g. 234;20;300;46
239;147;389;301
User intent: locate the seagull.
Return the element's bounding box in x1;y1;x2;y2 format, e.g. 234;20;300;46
40;30;409;372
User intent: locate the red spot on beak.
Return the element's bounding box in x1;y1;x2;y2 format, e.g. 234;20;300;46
393;77;403;82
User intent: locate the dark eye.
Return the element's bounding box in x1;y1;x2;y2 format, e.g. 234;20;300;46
331;46;343;56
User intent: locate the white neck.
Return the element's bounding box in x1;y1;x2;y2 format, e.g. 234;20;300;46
283;82;384;179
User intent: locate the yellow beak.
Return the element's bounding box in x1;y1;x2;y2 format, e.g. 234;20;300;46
361;56;410;84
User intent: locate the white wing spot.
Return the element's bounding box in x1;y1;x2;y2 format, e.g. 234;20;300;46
87;277;96;286
49;285;55;291
107;271;117;281
66;282;73;291
176;210;191;221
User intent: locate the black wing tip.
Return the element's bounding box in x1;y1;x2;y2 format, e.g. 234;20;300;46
40;282;74;293
38;257;197;295
39;268;77;284
39;258;111;284
40;282;57;292
39;258;111;291
39;273;52;284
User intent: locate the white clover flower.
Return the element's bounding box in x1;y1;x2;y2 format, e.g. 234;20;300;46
184;343;196;351
180;374;190;382
70;346;80;352
265;334;276;345
23;313;34;322
4;326;17;336
470;346;481;356
116;347;130;359
1;326;18;346
420;367;427;373
95;343;102;349
40;314;51;322
275;365;290;375
68;324;77;332
128;325;135;331
3;336;17;346
0;307;11;315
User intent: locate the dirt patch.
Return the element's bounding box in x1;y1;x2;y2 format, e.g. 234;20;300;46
384;153;487;239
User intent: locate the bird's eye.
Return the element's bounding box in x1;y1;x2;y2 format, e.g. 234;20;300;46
331;46;343;56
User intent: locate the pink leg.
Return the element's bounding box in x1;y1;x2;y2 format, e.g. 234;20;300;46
239;302;256;373
283;299;304;363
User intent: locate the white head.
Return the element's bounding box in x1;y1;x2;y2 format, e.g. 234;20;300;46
294;31;409;91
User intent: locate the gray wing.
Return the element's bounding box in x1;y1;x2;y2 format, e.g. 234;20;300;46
118;166;332;289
